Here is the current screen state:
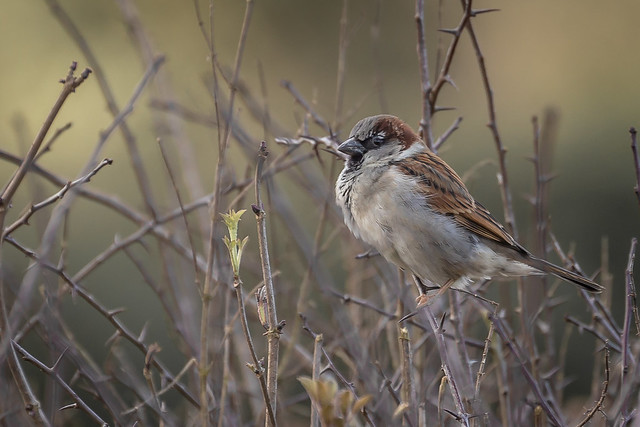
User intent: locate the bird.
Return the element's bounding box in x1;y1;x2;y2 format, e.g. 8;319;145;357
335;114;602;303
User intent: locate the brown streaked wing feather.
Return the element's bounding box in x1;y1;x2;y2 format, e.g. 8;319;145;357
394;152;524;252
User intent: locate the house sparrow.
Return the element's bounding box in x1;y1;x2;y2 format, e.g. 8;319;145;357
335;115;602;301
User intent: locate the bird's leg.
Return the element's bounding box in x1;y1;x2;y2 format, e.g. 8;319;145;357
416;278;455;308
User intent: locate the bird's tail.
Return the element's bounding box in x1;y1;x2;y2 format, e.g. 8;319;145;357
527;256;603;293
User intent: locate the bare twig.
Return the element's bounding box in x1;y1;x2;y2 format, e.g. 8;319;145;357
463;5;516;237
415;0;434;148
564;316;621;353
334;0;349;128
281;80;332;133
4;237;199;408
0;62;90;427
489;312;565;426
428;0;472;108
253;141;281;427
434;116;463;151
123;358;197;416
474;318;494;398
575;346;609;427
233;277;276;426
45;0;159;217
301;316;375;426
3;158;113;239
621;238;638;419
13;341;107;426
34;122;72;162
398;327;417;424
0;62;90;208
199;2;255;423
630;127;640;208
310;334;323;427
420;306;471;427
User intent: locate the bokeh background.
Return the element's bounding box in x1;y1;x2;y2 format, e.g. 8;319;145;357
1;0;639;424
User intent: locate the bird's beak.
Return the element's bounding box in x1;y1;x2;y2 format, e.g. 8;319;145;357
337;138;366;157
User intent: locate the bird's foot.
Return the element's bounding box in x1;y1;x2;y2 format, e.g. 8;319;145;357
415;279;455;308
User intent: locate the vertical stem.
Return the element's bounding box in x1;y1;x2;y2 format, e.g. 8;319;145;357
200;2;254;425
415;0;434;149
630;127;640;209
422;306;470;427
334;0;349;129
399;327;417;424
310;334;323;427
254;142;280;426
621;237;637;420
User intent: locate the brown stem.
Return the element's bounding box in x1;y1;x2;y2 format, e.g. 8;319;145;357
254;141;280;427
630;127;640;208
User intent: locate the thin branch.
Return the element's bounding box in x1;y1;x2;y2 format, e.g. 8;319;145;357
310;334;323;427
334;0;349;127
398;327;417;424
122;358;197;416
428;0;472;109
434;116;463;151
0;62;91;208
474;319;494;398
253;141;280;427
3;158;113;238
199;1;254;423
564;316;621;353
4;237;200;409
281;80;332;133
156;137;200;289
233;276;276;426
575;346;609;427
630;127;640;208
489;312;565;426
463;4;516;237
301;316;375;426
44;0;159;217
420;306;471;427
415;0;434;148
13;341;107;426
34;122;72;162
621;238;638;419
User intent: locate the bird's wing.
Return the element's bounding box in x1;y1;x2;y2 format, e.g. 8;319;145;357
393;152;525;253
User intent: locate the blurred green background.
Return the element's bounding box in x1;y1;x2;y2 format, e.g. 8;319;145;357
1;0;639;419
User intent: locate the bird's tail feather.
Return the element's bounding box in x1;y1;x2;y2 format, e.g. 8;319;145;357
527;256;603;293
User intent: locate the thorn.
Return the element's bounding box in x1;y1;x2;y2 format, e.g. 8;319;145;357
107;308;126;318
438;28;459;36
105;331;121;347
439;312;447;330
59;403;78;411
471;8;501;17
434;106;457;113
399;311;418;323
443;75;458;91
443;408;464;422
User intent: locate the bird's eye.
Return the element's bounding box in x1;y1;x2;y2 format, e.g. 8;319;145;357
372;134;384;146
